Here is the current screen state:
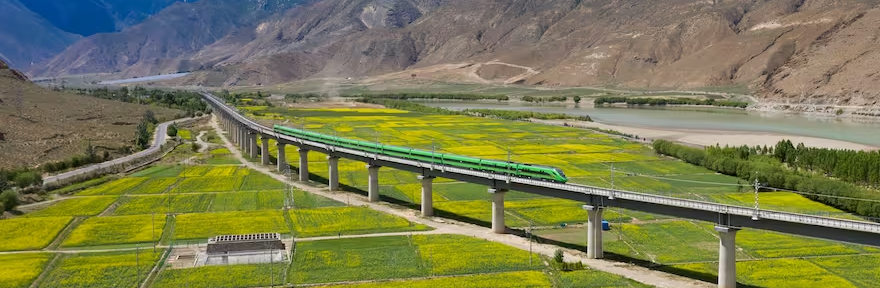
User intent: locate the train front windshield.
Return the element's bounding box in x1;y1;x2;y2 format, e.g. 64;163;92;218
554;168;567;179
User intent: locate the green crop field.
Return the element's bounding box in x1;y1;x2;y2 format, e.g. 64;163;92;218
208;191;284;212
131;165;184;178
126;178;177;194
290;236;426;284
61;215;166;247
176;176;245;193
173;211;289;240
38;250;163;288
0;217;72;251
239;173;285;191
114;194;214;215
289;207;430;237
555;269;655;288
315;271;552;288
77;177;149;195
291;235;544;284
26;197;117;217
0;254;53;288
152;263;287;288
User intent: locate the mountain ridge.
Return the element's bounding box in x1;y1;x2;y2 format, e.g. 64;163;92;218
32;0;880;105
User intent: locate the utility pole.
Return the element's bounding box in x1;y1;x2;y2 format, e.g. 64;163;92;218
753;172;760;220
151;212;156;252
609;159;616;200
528;220;533;266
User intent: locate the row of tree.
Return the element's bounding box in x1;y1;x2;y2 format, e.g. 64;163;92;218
350;93;510;101
463;109;592;122
595;96;749;108
71;87;210;116
356;98;594;122
773;140;880;186
40;143;111;173
0;169;42;191
653;140;880;217
521;96;571;103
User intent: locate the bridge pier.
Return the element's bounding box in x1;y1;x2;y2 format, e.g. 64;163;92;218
276;143;287;172
583;205;604;259
715;226;739;288
260;137;271;165
489;188;507;234
418;175;435;217
248;132;258;159
367;165;381;202
239;128;247;152
298;149;309;182
327;156;339;191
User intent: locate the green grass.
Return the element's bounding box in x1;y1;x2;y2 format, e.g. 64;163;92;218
26;197;117;217
60;215;165;247
114;194;214;215
131;165;184;178
0;217;72;251
173;211;289;240
38;250;163;288
290;236;426;284
239;173;285;191
291;189;345;209
604;221;728;263
0;254;54;288
290;207;430;237
152;263;286;288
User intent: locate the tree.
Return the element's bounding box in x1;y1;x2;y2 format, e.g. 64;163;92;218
0;190;19;211
143;110;157;125
86;141;96;161
135;121;151;149
554;249;565;263
13;171;41;188
167;125;178;137
573;95;582;104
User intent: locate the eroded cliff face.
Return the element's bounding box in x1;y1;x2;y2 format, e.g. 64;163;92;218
34;0;880;105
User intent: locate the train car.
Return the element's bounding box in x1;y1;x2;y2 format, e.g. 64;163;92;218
273;125;568;183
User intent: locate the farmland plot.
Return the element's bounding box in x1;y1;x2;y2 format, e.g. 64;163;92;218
290;236;425;284
152;263;286;288
176;176;244;193
316;271;551;288
239;173;285;191
38;250;163;288
413;235;544;275
126;178;177;194
77;177;149;195
289;207;430;237
114;194;214;215
27;197;116;217
173;211;288;240
556;269;655;288
0;254;53;288
0;217;72;251
209;191;284;212
61;215;166;247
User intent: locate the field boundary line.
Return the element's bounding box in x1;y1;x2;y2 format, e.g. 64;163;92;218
28;253;61;288
45;217;84;250
140;245;171;288
283;271;540;288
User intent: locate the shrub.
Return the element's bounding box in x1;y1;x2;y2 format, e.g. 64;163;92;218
0;190;19;211
13;171;41;188
167;125;178;137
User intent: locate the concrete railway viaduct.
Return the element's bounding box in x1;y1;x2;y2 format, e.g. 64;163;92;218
201;92;880;288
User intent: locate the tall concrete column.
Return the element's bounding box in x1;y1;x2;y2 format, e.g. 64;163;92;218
418;175;435;216
239;128;246;149
489;189;507;234
367;165;381;202
276;143;287;172
327;156;339;191
260;136;271;165
248;132;258;159
715;226;739;288
583;205;604;259
298;149;309;182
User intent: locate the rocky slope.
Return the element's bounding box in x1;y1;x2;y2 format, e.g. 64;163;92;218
0;0;81;69
34;0;880;105
0;59;178;169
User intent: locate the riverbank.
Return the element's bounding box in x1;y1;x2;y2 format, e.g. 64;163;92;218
534;119;878;151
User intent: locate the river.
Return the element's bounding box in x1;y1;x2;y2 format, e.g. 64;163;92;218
419;101;880;148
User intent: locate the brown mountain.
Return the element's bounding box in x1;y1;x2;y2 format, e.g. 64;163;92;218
0;59;178;169
36;0;880;105
0;0;81;69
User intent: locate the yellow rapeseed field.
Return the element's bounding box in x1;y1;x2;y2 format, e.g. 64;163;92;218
0;217;72;251
315;271;551;288
0;253;53;288
61;214;166;247
290;207;429;237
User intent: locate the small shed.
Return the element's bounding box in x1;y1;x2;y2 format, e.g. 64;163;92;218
207;233;285;255
602;220;611;231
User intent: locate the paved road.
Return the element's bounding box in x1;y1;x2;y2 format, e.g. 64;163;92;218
43;117;197;186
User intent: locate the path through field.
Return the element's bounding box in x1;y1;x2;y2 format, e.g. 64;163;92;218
209;116;714;288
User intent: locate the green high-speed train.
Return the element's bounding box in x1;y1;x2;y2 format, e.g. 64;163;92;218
273;125;569;183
